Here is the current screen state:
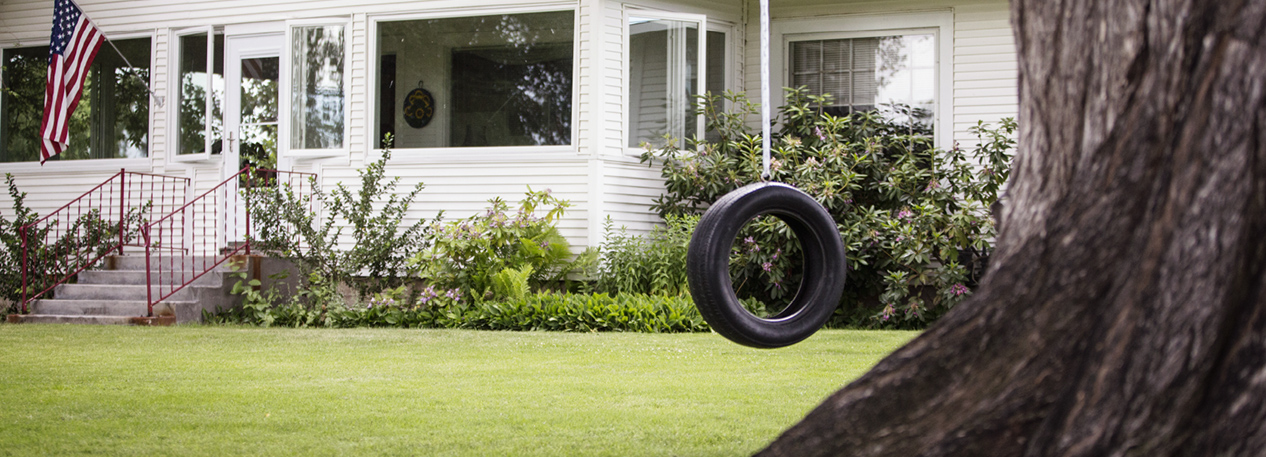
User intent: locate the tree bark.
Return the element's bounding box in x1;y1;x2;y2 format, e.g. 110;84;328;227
757;1;1266;456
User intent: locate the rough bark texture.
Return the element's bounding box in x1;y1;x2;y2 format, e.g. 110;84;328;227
757;1;1266;456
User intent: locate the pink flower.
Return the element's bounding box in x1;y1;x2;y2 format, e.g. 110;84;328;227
950;283;969;296
761;262;772;272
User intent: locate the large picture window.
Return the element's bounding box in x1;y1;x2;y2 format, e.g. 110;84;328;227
789;34;935;134
376;11;574;149
1;37;151;162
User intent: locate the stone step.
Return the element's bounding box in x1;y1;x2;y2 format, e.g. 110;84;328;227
6;314;174;326
28;299;196;316
77;270;225;287
52;283;222;301
105;255;245;272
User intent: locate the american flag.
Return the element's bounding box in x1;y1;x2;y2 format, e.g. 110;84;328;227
39;0;105;164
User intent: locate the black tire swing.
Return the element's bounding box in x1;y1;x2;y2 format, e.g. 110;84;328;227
685;0;847;348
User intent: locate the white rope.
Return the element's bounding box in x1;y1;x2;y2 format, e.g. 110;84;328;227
759;0;772;180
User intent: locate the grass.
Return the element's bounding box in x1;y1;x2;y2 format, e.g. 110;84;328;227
0;325;915;456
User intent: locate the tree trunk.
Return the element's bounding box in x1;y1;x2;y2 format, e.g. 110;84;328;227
757;1;1266;456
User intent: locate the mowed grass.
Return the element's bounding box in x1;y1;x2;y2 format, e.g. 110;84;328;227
0;325;915;456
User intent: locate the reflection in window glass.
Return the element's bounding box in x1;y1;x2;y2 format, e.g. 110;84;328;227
376;11;574;148
628;17;698;148
0;38;151;162
178;32;224;155
240;57;280;171
790;34;935;134
291;25;344;150
704;30;726;143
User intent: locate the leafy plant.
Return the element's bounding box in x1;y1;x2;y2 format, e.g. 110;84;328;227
490;265;533;302
410;187;596;301
594;214;697;296
248;137;436;301
641;88;1015;328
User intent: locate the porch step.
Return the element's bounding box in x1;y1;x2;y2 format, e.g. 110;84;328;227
77;270;225;287
28;299;197;316
105;255;245;272
54;283;224;301
6;314;175;326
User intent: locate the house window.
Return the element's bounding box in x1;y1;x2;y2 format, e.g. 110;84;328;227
290;24;344;151
789;34;935;134
1;38;151;162
376;10;574;148
628;15;725;149
176;30;224;156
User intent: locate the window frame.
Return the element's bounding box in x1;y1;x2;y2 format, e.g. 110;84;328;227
169;26;219;163
366;4;581;163
0;30;156;170
772;11;953;149
282;17;351;160
622;7;708;155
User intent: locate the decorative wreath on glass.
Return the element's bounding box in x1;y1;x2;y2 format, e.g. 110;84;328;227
404;80;435;129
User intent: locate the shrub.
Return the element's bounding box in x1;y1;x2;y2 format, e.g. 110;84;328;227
594;214;696;296
248;139;435;301
208;289;707;333
641;88;1015;328
410;188;597;301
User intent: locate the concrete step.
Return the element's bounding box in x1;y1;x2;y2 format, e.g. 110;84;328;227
77;270;225;287
28;299;196;316
52;283;223;301
105;255;245;272
6;314;174;326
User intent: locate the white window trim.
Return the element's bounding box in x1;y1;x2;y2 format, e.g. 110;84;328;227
772;11;954;149
622;7;708;156
0;30;157;171
365;4;581;163
282;17;352;162
169;26;218;163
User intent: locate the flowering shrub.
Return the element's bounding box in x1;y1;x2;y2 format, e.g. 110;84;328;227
642;88;1015;328
409;188;598;301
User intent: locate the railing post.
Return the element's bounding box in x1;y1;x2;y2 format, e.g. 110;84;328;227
118;169;126;256
245;167;252;256
143;225;153;317
20;225;28;314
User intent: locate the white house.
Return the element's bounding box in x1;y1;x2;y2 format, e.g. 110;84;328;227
0;0;1017;252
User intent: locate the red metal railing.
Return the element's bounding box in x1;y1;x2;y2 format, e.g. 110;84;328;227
140;167;315;316
19;169;190;312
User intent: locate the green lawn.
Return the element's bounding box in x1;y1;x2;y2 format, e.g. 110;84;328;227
0;325;915;456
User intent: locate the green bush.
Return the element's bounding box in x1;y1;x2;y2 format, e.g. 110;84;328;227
410;187;597;301
594;214;696;296
208;289;707;333
248;139;435;301
641;88;1015;328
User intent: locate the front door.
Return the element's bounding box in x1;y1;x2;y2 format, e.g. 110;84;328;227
223;34;281;244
